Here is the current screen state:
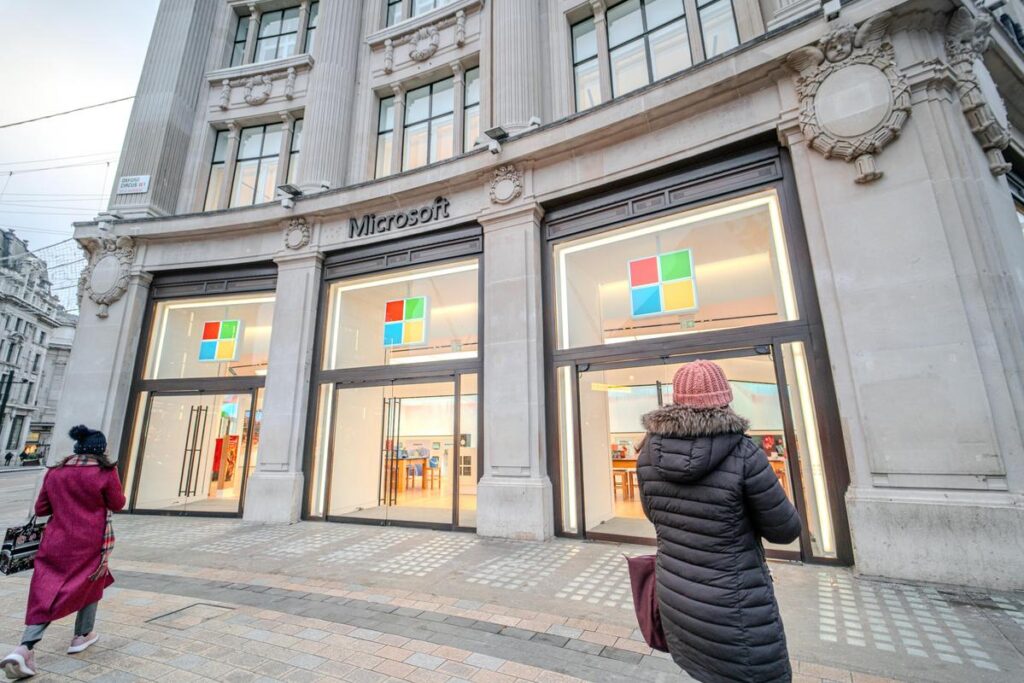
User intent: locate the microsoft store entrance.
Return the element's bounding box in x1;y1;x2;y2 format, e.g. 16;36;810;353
314;373;478;529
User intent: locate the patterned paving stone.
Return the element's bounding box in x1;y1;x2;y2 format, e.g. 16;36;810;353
318;528;419;565
555;549;635;609
375;533;478;577
464;542;581;591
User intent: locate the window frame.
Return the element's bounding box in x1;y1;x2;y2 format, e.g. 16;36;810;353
695;0;739;60
255;5;302;64
463;66;481;151
287;118;304;184
375;95;397;179
305;1;319;52
230;14;250;67
606;0;691;98
385;0;405;26
402;76;456;172
231;123;283;208
204;129;230;211
571;17;602;112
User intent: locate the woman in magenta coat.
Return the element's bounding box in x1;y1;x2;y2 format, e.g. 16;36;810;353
2;426;125;680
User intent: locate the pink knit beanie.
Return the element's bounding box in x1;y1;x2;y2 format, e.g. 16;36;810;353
672;360;733;409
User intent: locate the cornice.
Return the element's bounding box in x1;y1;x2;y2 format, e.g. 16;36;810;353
206;54;314;83
365;0;483;46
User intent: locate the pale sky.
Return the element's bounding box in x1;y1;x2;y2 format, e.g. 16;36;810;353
0;0;160;250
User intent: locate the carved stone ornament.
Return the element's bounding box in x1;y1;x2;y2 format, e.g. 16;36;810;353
409;26;441;61
945;8;1012;176
77;236;135;318
786;12;911;183
488;165;523;204
243;74;274;105
283;217;312;250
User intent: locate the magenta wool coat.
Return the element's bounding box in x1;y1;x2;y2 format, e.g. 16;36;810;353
26;464;125;625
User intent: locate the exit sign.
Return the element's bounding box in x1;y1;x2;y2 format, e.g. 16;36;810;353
116;175;150;195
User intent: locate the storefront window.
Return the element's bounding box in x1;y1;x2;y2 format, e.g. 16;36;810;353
322;259;478;370
143;294;276;380
553;190;797;349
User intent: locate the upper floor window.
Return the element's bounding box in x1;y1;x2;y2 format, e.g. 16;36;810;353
232;123;284;206
305;2;319;53
230;16;249;67
376;96;396;178
31;354;40;373
608;0;691;96
403;77;455;171
256;6;301;63
572;18;601;111
464;67;480;150
386;0;455;27
288;118;304;183
698;0;738;58
386;0;405;26
204;130;230;211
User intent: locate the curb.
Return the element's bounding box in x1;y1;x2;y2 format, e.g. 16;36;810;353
0;467;43;475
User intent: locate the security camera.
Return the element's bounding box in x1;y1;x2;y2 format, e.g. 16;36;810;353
277;183;302;209
483;126;509;155
822;0;841;21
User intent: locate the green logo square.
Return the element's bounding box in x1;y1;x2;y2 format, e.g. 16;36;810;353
404;297;425;320
659;250;692;281
219;320;239;340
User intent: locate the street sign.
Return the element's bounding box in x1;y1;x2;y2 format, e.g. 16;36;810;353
116;175;150;195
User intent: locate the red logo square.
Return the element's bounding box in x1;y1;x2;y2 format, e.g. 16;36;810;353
629;257;659;287
202;321;220;340
384;300;405;323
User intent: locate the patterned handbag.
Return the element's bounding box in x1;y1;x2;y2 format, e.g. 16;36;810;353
0;517;46;576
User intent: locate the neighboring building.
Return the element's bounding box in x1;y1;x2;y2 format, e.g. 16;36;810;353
64;0;1024;589
0;230;74;461
25;312;77;461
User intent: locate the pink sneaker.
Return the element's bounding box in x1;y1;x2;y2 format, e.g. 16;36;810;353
0;645;35;679
67;632;99;654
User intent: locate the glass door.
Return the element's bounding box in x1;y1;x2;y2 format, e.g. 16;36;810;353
131;390;258;515
560;344;838;560
325;378;462;527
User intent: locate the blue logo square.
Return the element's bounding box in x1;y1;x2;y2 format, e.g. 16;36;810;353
198;340;218;361
383;322;404;347
630;285;662;317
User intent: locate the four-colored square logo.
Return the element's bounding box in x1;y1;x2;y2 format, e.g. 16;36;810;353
627;249;698;318
383;297;428;347
199;320;241;361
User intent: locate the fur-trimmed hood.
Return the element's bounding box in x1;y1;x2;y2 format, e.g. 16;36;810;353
641;404;749;438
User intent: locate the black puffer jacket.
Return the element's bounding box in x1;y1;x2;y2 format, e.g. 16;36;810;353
636;404;801;683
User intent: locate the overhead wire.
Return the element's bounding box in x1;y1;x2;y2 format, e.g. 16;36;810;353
0;96;134;130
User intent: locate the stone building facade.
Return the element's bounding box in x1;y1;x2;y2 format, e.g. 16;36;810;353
64;0;1024;589
0;230;74;460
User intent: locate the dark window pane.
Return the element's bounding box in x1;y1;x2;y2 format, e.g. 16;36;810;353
235;17;249;41
308;2;319;27
572;18;598;63
387;1;404;25
607;0;644;47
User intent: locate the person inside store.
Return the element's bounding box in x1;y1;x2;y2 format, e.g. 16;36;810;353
636;360;802;683
1;425;125;680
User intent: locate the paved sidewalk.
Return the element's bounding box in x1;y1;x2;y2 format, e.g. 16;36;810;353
1;471;1022;682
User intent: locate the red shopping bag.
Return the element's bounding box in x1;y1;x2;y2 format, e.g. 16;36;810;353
626;554;669;652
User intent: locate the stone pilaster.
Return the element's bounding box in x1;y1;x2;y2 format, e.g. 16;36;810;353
296;1;364;193
52;271;151;464
475;202;553;541
243;252;323;523
107;0;219;218
490;0;545;134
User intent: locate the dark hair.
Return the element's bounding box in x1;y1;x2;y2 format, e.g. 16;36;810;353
68;425;116;470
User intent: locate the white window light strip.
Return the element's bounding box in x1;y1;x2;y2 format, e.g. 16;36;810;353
557;192;794;347
387;350;477;365
334;262;478;292
793;342;834;554
561;366;578;532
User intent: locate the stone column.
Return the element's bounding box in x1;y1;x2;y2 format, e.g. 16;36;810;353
243;4;261;63
490;0;545;134
389;84;406;175
243;251;323;523
107;0;219;218
52;264;150;464
218;120;240;209
476;202;553;541
589;1;613;104
297;1;364;193
451;62;466;154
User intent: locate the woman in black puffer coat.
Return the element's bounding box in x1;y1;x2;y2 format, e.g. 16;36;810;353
636;360;801;683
